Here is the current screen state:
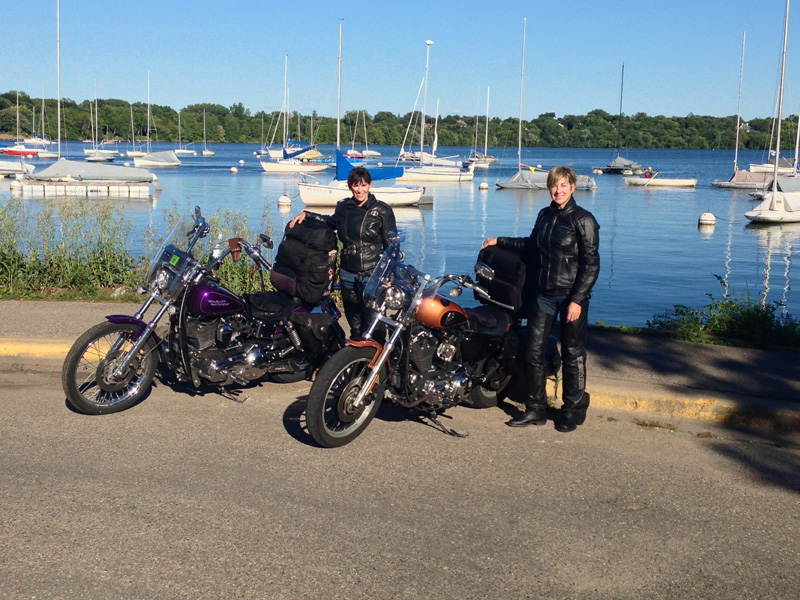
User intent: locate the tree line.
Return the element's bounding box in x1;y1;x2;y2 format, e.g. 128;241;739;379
0;90;792;151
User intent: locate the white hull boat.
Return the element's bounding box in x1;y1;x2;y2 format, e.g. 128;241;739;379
134;150;181;168
624;177;697;188
260;159;327;173
396;164;474;183
298;179;423;207
746;191;800;223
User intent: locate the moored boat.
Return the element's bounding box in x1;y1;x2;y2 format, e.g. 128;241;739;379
624;176;697;188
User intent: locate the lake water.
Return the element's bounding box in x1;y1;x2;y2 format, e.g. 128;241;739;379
2;142;799;328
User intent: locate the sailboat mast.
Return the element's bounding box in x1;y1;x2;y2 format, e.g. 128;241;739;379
772;0;790;186
282;54;288;149
146;70;151;153
336;21;342;150
421;40;434;160
484;86;490;156
57;0;61;159
616;63;624;155
517;19;526;170
733;31;746;171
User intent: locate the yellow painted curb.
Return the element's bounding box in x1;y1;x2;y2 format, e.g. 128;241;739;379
0;338;72;358
590;389;800;433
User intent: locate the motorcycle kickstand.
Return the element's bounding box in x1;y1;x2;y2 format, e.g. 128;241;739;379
427;413;468;438
218;387;247;404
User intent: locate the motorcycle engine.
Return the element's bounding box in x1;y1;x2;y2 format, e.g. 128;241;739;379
185;314;287;385
406;328;470;409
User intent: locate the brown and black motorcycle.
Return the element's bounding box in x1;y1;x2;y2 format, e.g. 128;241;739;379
304;241;559;447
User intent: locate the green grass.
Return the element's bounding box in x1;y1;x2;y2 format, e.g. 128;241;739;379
646;276;800;350
0;196;275;300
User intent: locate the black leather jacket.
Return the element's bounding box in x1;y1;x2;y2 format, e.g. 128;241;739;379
498;197;599;304
318;193;398;274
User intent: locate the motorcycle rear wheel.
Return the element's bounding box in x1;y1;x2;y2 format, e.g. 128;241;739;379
469;374;512;409
305;346;385;448
62;322;158;415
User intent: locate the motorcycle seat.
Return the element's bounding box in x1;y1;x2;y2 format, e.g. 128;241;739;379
464;305;513;334
244;290;299;320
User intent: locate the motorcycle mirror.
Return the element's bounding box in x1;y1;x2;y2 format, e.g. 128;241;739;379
449;287;463;298
194;206;202;218
258;233;274;249
474;262;495;281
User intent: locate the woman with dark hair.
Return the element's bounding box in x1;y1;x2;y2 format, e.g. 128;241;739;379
289;167;398;337
483;166;600;432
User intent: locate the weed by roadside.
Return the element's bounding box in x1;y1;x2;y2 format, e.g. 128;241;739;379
645;276;800;350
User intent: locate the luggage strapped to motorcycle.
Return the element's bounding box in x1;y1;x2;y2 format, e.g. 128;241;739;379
274;216;339;305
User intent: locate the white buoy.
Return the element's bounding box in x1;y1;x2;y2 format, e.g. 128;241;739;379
230;166;238;173
239;159;245;165
123;162;130;167
278;194;292;206
377;162;383;167
479;181;489;190
698;211;716;226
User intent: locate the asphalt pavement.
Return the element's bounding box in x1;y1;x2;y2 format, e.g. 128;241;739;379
1;299;799;442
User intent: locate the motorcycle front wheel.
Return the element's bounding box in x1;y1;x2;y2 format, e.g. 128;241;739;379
62;322;158;415
305;346;385;448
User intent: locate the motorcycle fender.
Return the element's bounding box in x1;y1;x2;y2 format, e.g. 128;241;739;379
106;315;166;362
346;339;391;371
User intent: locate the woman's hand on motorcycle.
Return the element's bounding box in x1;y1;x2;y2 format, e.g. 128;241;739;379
289;211;307;229
482;237;498;249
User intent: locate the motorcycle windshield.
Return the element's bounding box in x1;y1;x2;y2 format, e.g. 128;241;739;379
145;213;197;282
362;239;446;309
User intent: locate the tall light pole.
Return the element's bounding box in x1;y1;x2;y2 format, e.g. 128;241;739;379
420;39;433;159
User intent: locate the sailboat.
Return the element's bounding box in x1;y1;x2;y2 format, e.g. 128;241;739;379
298;23;422;206
464;88;495;169
134;72;181;168
2;92;41;157
85;90;115;162
396;40;474;183
745;0;800;223
495;21;596;191
592;63;644;175
127;104;146;157
713;32;774;190
201;110;215;156
174;111;197;155
260;55;326;173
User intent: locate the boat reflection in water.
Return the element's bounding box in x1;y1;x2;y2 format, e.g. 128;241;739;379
745;222;800;316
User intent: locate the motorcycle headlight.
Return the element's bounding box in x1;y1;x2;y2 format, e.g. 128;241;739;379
384;285;406;310
153;266;175;294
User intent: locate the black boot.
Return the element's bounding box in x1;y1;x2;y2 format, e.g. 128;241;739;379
556;392;590;432
508;403;548;427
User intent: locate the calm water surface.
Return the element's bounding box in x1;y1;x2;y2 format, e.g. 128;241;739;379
2;142;798;327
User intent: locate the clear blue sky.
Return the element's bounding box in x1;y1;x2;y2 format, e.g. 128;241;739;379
4;1;798;122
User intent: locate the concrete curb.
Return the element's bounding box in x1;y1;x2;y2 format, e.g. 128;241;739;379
0;338;72;359
588;384;800;435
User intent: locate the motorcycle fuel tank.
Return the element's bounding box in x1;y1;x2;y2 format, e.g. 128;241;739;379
186;281;247;316
416;294;469;329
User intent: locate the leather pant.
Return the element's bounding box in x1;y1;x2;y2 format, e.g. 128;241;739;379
339;269;370;338
524;294;590;417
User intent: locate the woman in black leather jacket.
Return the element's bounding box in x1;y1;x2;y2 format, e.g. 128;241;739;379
484;166;600;432
290;167;398;337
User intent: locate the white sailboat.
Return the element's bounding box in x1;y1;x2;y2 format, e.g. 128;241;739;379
713;32;773;190
127;103;146;157
299;23;422;206
463;87;495;169
174;112;197;155
396;41;474;183
201;110;215;156
260;54;326;174
134;72;181;168
745;0;800;223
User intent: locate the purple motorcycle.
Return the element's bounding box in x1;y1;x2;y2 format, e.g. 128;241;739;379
62;207;344;415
